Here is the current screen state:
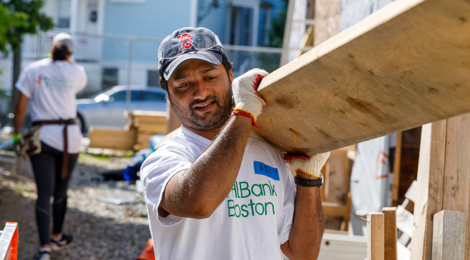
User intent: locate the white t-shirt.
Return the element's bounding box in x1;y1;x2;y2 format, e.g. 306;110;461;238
141;126;296;260
16;58;87;153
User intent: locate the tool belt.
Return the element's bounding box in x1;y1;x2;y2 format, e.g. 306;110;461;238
29;119;77;179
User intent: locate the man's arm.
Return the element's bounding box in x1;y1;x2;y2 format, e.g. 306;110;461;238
160;115;252;218
13;92;30;134
159;69;269;219
281;184;324;260
281;153;330;260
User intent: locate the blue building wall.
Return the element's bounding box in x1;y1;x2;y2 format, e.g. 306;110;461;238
101;0;285;62
196;0;228;43
102;0;192;62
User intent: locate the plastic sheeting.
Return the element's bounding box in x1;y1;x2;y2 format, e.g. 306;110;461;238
350;135;394;215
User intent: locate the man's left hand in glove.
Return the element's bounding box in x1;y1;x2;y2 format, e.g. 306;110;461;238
284;152;330;180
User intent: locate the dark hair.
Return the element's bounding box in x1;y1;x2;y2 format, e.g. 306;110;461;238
159;54;233;92
51;43;71;61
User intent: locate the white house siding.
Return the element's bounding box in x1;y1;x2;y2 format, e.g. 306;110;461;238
339;0;392;31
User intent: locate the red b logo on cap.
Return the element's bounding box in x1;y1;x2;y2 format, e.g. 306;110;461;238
177;33;193;50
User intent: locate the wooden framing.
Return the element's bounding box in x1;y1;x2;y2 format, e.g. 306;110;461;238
411;114;470;259
318;233;367;260
323;202;348;218
88;127;136;151
367;213;384;260
252;0;470;157
432;210;466;260
297;25;315;57
322;145;354;231
313;0;340;46
127;110;168;150
391;132;402;206
382;207;397;260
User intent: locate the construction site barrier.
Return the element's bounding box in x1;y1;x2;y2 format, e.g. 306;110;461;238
0;222;18;260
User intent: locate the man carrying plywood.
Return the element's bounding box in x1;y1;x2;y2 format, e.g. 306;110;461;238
140;27;330;260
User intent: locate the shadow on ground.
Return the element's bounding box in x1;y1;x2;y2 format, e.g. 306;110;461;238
0;157;150;260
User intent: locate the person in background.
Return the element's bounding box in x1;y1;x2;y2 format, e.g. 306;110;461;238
13;33;87;260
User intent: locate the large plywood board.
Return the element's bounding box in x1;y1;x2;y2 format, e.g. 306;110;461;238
253;0;470;156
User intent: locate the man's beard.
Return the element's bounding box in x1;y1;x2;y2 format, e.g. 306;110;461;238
169;86;233;131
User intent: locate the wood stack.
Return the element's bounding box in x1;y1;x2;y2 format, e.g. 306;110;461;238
87;111;168;152
126;110;168;151
88;127;136;151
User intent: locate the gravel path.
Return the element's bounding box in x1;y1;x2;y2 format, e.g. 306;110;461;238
0;154;151;260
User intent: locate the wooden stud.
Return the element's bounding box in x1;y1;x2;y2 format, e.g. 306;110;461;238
137;124;167;134
343;146;355;201
367;212;384;260
411;113;470;259
325;148;349;207
320;162;328;202
252;0;470;157
279;0;295;66
441;114;470;260
88;127;136;150
432;210;466;260
382;207;397;260
313;0;340;46
323;202;348;218
297;25;315;57
411;121;446;260
340;191;352;231
391;132;402;206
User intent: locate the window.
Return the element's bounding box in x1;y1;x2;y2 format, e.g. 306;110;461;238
142;91;166;101
58;0;71;28
147;70;159;87
228;6;253;46
102;68;118;90
259;3;272;46
109;91;127;101
109;90;144;102
242;8;252;46
131;91;144;101
110;0;145;3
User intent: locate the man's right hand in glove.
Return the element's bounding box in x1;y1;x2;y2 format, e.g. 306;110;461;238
157;63;270;220
231;68;269;129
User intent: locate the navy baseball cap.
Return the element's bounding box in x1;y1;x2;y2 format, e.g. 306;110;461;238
158;27;226;81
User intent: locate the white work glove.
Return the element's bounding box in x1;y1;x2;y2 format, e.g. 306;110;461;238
232;68;269;128
284;152;330;178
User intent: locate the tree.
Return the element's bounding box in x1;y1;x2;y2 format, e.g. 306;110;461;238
0;5;25;53
0;4;25;87
268;0;288;48
0;0;53;111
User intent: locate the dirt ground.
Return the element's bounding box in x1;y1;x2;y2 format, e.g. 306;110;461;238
0;153;151;260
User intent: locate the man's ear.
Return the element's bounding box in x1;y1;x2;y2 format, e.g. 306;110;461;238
229;70;233;83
